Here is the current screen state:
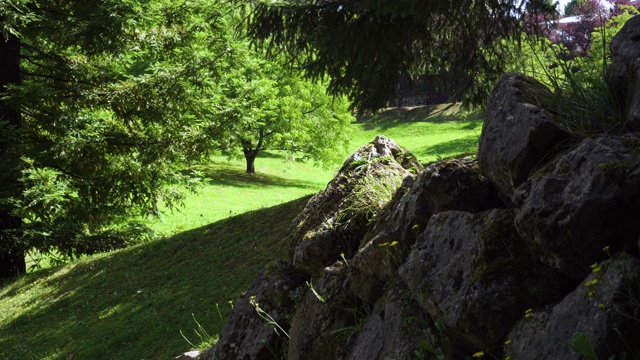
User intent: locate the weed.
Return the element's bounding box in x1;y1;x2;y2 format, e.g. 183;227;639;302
306;280;326;303
249;296;290;339
416;321;453;360
331;300;371;350
180;314;218;351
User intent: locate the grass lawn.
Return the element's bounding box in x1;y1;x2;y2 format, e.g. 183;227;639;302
1;105;484;359
149;104;483;236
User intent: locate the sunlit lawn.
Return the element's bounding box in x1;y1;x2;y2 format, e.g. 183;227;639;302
149;104;483;236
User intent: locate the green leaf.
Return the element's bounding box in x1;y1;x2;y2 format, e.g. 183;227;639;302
568;332;599;360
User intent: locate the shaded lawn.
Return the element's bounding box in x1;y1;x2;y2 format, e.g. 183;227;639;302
0;197;309;360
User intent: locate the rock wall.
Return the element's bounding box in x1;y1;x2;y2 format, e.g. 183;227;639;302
200;17;640;360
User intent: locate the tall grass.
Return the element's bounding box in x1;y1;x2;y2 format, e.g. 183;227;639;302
508;9;639;136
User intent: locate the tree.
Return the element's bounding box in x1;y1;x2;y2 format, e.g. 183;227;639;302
564;0;607;52
1;0;354;279
0;0;226;279
245;0;554;111
0;15;24;278
564;0;587;16
216;47;353;174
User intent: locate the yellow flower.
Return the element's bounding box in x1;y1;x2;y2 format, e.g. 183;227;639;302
585;279;598;287
524;308;533;319
389;241;399;247
472;351;485;358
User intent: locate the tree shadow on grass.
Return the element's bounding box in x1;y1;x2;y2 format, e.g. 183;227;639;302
193;163;324;189
413;135;480;160
0;196;310;360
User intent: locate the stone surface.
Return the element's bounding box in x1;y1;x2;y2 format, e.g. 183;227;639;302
347;282;433;360
351;157;500;302
205;261;305;360
205;65;640;359
400;209;572;356
290;135;421;276
506;253;640;360
286;262;358;360
608;15;640;131
515;134;640;279
479;73;570;205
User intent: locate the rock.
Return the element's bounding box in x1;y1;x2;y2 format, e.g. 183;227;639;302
347;281;447;360
350;157;500;302
515;134;640;279
205;261;305;360
290;135;421;276
175;350;202;360
286;262;359;360
479;73;570;205
400;209;572;356
505;253;640;360
608;15;640;131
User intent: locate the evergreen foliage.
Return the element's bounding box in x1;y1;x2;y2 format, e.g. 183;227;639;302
245;0;551;112
0;0;353;277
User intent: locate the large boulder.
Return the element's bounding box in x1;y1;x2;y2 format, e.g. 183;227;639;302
400;209;572;356
290;135;421;276
479;73;570;205
286;262;359;360
505;253;640;360
608;15;640;131
346;282;442;360
205;261;305;360
350;157;500;302
515;134;640;279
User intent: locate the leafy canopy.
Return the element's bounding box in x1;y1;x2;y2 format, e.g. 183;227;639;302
215;44;353;173
245;0;548;112
1;0;355;266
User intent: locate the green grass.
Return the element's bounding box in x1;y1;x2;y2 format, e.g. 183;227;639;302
1;105;484;359
0;197;309;360
150;105;483;236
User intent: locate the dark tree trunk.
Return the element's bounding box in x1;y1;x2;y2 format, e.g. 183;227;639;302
241;130;266;175
243;149;258;174
0;30;26;280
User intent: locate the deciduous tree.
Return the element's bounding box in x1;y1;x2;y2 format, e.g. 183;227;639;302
215;47;352;174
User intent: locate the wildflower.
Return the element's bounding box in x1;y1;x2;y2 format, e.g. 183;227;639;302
389;241;399;247
524;308;534;319
472;351;485;358
585;279;598;287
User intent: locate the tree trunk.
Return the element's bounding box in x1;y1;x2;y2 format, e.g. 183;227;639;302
241;131;265;175
0;30;26;280
244;150;258;174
